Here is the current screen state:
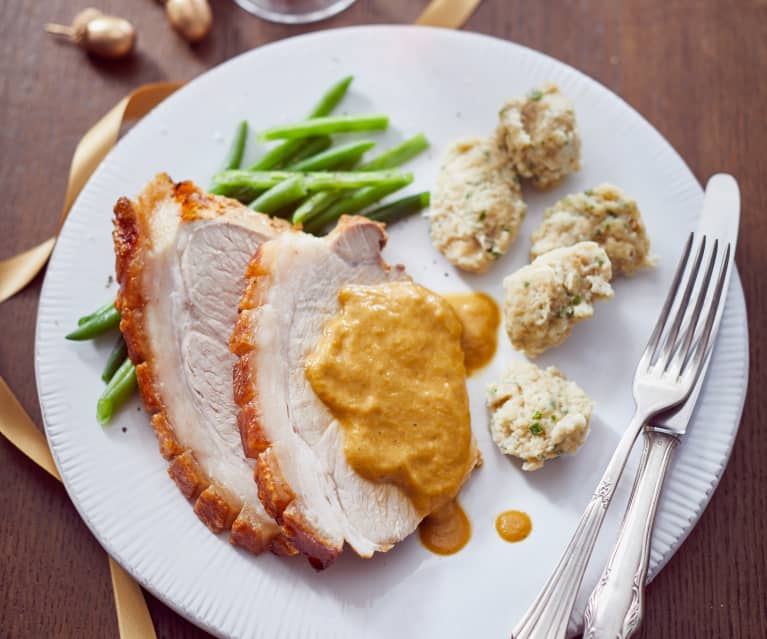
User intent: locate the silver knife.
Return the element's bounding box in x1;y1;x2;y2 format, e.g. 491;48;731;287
582;173;741;638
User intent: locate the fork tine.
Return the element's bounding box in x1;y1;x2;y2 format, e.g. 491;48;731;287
657;235;707;368
683;243;732;378
667;239;719;374
641;233;694;368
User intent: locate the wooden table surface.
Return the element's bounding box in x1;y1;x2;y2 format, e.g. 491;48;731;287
1;1;765;637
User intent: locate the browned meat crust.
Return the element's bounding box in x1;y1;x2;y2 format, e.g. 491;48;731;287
113;173;288;555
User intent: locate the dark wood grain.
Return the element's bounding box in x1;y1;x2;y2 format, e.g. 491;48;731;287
1;1;764;637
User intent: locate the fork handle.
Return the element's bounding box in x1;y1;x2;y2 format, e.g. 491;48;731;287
511;413;647;639
583;430;678;639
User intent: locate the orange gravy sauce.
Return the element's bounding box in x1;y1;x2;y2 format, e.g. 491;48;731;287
419;500;471;555
444;292;500;375
495;510;532;543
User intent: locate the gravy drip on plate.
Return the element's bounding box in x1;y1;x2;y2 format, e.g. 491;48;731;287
444;292;500;374
418;500;471;555
305;281;475;516
495;510;532;542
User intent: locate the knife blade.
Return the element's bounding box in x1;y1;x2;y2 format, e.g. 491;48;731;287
650;173;740;435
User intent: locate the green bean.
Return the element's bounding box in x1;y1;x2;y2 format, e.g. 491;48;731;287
247;76;353;171
258;114;389;142
366;192;431;224
67;305;121;340
248;176;308;214
248;139;303;172
281;136;332;168
101;335;128;383
298;170;408;191
295;135;430;227
208;121;249;193
303;183;409;234
212;169;412;192
359;133;429;171
288;140;376;172
77;300;116;326
235;187;261;201
309;75;353;118
223;120;249;170
96;358;137;425
291;191;338;224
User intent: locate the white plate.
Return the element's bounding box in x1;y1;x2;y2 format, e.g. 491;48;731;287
35;26;748;639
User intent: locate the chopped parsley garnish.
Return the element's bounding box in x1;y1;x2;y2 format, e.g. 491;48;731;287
571;295;582;305
597;257;605;266
532;411;543;420
551;415;558;422
465;191;473;199
584;189;594;196
528;89;544;101
524;281;530;288
478;210;487;221
529;423;544;436
503;226;513;233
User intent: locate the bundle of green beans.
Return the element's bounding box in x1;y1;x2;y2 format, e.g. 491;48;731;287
69;76;432;426
210;75;431;231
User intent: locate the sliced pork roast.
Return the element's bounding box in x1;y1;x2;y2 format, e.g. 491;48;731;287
113;173;293;555
231;217;478;568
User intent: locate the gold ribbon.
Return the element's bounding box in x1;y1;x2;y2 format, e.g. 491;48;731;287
416;0;483;28
0;377;60;480
0;82;181;305
0;82;180;637
0;377;157;639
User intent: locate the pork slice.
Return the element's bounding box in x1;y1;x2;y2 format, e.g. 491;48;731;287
113;173;293;555
231;216;433;568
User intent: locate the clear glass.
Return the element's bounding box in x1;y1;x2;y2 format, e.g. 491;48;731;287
233;0;357;24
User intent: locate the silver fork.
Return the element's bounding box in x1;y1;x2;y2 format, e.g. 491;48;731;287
511;231;731;639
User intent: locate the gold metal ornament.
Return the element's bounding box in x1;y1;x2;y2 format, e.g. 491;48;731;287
162;0;213;44
45;8;136;60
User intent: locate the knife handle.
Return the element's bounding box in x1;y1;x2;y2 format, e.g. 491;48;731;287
583;430;678;639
